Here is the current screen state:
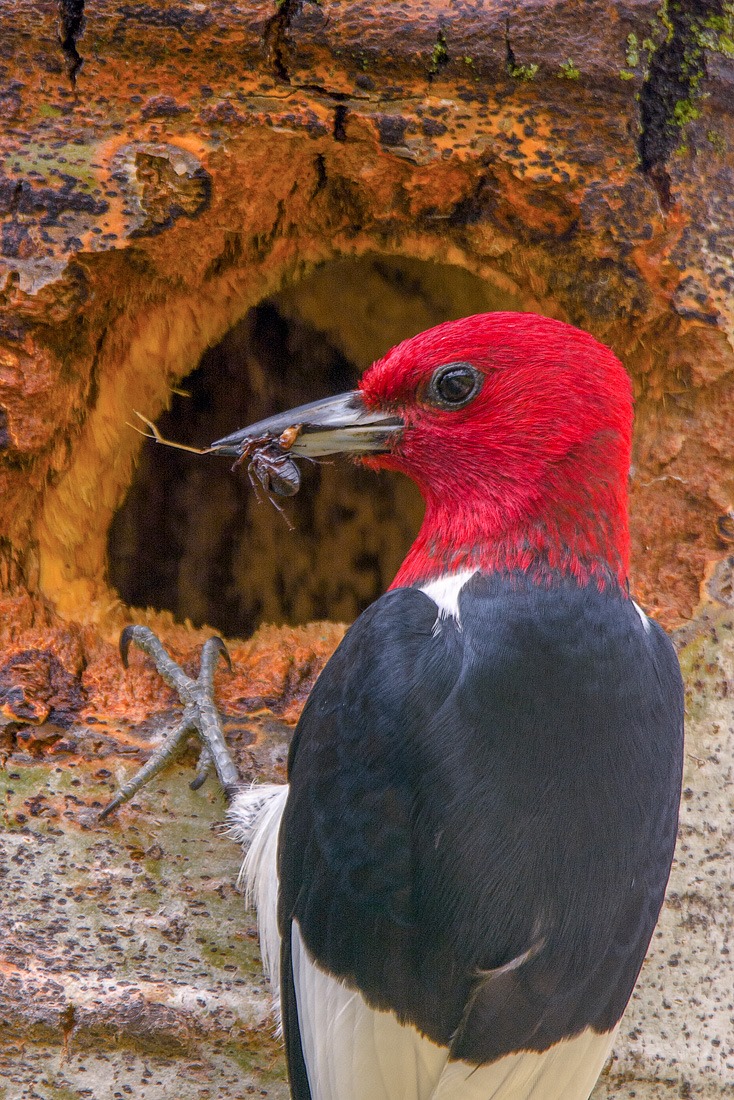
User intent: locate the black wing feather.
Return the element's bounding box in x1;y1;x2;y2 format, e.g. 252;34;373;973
278;573;683;1090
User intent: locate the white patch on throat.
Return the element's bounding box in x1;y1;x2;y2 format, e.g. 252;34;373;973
419;570;477;629
632;600;652;633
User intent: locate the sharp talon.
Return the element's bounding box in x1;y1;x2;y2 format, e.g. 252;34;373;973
212;636;232;672
190;745;213;790
119;625;136;668
98;795;122;821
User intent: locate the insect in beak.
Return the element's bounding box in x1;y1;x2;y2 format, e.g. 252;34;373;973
130;391;403;522
209;390;403;461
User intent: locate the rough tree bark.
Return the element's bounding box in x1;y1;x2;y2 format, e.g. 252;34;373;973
1;2;733;1098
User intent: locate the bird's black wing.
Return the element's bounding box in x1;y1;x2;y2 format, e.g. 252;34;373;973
278;586;463;1097
278;573;683;1096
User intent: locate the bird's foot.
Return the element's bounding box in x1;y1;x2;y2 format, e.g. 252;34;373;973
99;626;240;820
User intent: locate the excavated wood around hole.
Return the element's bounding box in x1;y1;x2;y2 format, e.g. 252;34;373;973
1;2;733;1096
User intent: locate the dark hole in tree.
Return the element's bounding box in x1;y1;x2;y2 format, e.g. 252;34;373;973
107;255;519;637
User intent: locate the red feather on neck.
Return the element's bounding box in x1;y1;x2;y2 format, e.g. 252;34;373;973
358;313;632;590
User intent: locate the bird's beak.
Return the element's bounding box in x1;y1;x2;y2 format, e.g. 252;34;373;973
210;391;403;458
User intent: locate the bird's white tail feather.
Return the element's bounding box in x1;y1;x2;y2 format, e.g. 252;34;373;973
228;783;289;1003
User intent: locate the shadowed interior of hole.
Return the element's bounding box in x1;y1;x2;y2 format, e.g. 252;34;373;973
107;254;523;638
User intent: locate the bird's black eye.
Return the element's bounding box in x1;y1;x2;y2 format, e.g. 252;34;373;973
426;362;483;410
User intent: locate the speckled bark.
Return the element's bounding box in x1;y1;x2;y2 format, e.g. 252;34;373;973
1;2;733;1097
2;592;733;1100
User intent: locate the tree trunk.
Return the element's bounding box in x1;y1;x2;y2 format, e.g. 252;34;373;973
1;2;733;1097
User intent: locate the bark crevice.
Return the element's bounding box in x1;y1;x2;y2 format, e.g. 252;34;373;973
58;0;85;86
263;0;305;84
638;0;730;211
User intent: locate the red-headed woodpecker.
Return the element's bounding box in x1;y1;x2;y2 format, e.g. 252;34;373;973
110;312;684;1100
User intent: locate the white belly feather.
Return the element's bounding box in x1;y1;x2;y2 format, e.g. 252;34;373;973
230;783;288;1001
229;784;617;1100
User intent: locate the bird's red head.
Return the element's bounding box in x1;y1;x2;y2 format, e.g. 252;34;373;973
212;311;633;592
358;312;632;590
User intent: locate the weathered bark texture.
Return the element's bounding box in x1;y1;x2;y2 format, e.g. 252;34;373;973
1;2;733;1098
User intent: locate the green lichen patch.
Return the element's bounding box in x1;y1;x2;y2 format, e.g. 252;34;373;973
558;59;580;80
695;6;734;58
222;1033;287;1085
428;30;449;78
507;61;539;81
637;0;734;202
673;98;701;126
706;128;728;153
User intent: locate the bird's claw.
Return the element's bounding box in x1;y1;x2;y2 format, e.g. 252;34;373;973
189;744;213;791
100;626;240;821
